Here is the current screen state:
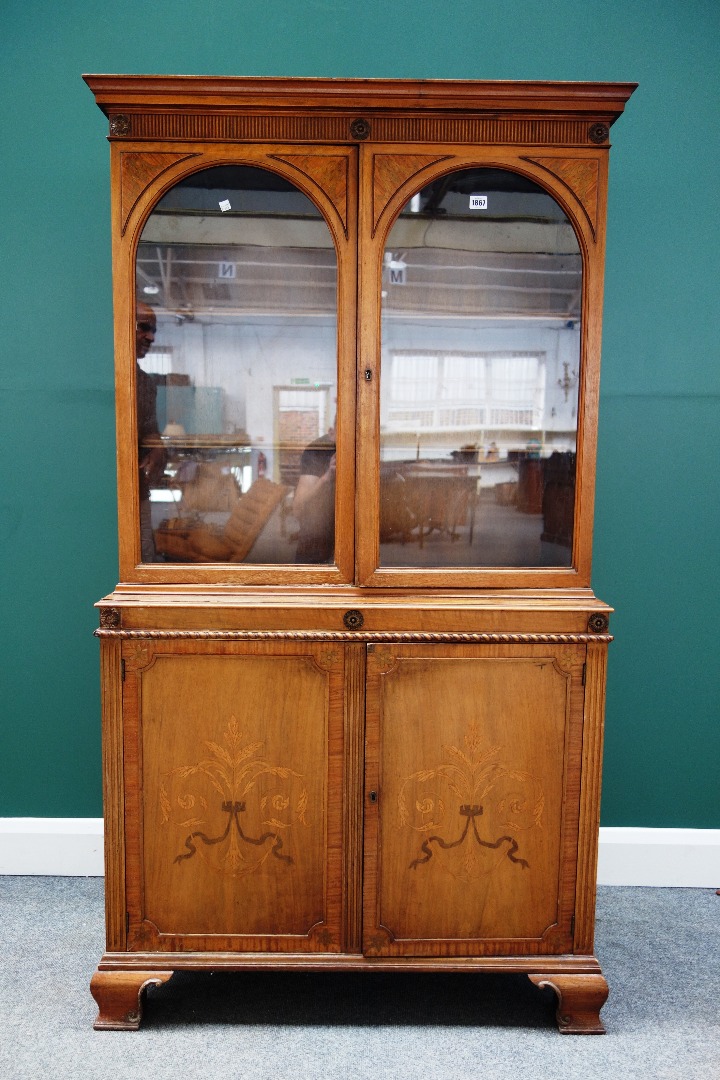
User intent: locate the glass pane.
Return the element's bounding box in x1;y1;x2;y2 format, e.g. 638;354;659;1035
135;165;338;564
379;168;581;568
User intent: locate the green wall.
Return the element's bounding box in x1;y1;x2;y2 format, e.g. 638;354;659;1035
1;1;718;825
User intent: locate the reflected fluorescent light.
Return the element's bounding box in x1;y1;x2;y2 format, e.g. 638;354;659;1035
143;284;160;295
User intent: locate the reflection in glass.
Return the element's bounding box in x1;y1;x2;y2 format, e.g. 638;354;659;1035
135;165;338;564
379;168;581;568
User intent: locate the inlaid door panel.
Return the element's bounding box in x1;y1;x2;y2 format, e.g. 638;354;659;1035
122;639;344;952
363;643;585;957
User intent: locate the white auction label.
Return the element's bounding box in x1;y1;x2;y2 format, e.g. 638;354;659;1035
219;199;232;212
469;195;488;209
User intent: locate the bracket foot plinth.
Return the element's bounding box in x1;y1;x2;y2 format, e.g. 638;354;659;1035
529;973;608;1034
90;969;173;1030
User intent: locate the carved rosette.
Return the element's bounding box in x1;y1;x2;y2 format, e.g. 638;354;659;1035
109;114;131;137
588;122;610;145
588;613;610;634
349;118;371;141
343;609;364;630
99;608;121;629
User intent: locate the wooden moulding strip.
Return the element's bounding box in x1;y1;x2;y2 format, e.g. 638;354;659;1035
98;951;603;974
573;641;608;953
83;75;637;118
342;644;366;951
113;113;606;148
95;629;612;643
99;638;126;950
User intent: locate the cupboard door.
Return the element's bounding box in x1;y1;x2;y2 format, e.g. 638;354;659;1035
363;643;585;957
122;638;344;953
115;144;358;586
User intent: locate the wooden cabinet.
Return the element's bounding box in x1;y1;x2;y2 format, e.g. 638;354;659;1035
86;76;634;1032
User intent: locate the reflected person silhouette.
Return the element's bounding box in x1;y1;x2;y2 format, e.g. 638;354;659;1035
293;420;335;564
136;301;166;561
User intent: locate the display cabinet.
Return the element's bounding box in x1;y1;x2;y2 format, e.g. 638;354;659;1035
85;75;635;1032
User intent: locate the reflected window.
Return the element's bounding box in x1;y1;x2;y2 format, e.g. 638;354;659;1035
379;168;581;569
135;165;338;564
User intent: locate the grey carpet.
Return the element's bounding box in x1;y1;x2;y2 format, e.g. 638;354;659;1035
1;879;717;1079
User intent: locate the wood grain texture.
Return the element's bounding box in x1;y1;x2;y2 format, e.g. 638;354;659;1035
87;77;625;1031
363;643;584;957
525;156;600;236
119;152;199;234
573;640;608;953
98;637;126;950
84;75;636;121
122;639;344;953
98;950;602;974
371;153;450;234
529;972;609;1034
342;644;366;951
269;153;351;236
91;969;173;1030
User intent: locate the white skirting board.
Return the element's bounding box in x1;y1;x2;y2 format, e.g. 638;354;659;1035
0;820;719;886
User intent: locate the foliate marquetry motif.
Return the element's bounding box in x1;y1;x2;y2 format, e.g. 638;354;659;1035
308;925;337;949
271;153;350;236
319;647;341;670
371;153;451;235
526;156;600;235
364;927;393;955
128;642;151;669
368;644;395;673
127;918;159;951
398;724;544;881
554;647;582;675
119;152;200;235
159;716;311;878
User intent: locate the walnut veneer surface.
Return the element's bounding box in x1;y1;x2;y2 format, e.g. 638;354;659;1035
87;76;634;1032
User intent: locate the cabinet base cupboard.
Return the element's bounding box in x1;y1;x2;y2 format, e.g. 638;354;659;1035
85;77;635;1032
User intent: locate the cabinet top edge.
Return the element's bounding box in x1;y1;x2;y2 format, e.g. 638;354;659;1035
83;74;637;119
96;587;613;613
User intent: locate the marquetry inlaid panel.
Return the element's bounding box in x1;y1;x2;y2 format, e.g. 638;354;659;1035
364;643;584;956
271;152;352;236
525;156;601;234
370;153;451;235
119;152;200;234
122;640;344;952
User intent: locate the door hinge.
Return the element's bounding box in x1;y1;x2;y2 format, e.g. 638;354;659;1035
126;911;130;935
570;914;575;937
121;659;126;681
581;662;586;686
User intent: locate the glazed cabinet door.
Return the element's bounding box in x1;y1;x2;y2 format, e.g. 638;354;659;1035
120;638;345;953
363;642;586;957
